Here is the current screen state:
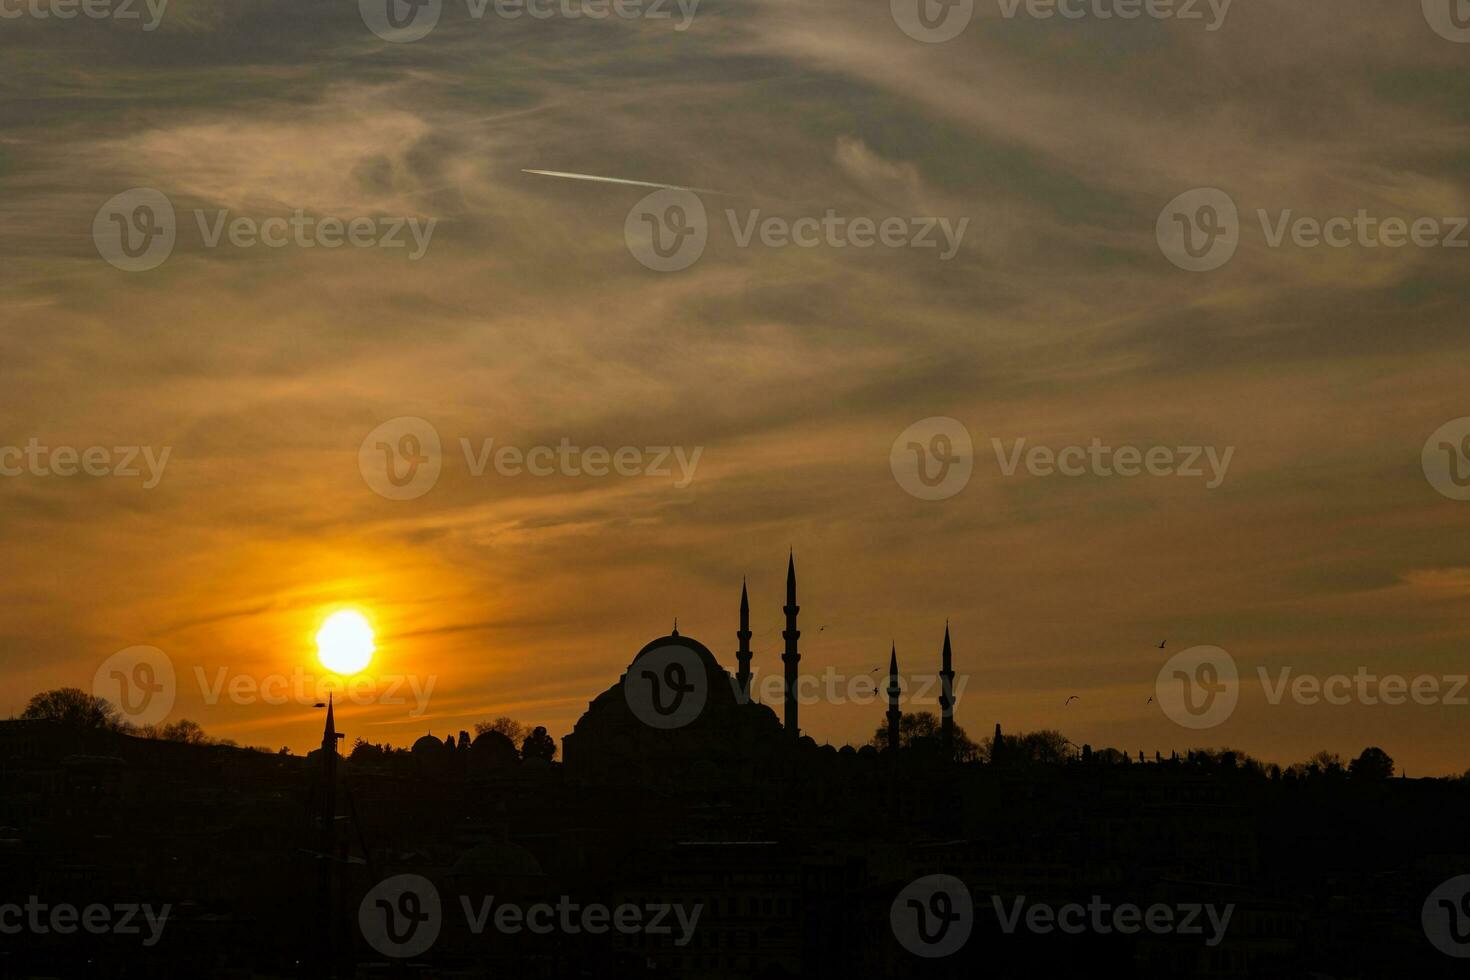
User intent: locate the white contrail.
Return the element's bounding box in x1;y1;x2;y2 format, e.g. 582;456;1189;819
521;169;726;196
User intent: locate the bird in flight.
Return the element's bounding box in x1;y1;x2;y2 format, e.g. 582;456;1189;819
1146;696;1154;704
1157;639;1167;649
1065;695;1079;706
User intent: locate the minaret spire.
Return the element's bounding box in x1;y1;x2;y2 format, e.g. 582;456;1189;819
735;578;753;702
781;552;801;739
939;621;955;760
314;693;344;974
886;643;902;752
321;692;343;755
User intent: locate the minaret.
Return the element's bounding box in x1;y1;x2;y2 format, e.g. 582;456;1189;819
736;578;753;703
781;552;801;739
315;694;345;975
886;644;902;752
939;622;955;760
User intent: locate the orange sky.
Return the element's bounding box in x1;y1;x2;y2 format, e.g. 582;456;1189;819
2;0;1468;773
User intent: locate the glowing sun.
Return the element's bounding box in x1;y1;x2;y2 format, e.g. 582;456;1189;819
316;610;375;675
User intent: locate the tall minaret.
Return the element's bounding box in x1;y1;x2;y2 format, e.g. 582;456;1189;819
736;578;753;703
886;644;902;752
315;694;345;975
939;622;955;760
781;552;801;739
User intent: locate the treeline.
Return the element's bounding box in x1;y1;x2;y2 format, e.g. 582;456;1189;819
867;710;1468;782
348;715;557;763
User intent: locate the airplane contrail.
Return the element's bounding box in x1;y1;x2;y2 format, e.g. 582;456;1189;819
521;169;727;196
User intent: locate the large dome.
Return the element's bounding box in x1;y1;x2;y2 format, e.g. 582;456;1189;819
561;630;785;774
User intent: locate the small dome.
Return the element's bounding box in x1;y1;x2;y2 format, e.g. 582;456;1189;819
470;730;519;769
412;734;447;754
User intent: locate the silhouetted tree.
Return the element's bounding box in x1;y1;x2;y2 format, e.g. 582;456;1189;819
866;711;978;760
475;717;527;745
520;726;556;762
21;688;128;730
139;719;208;744
981;728;1071;765
1348;746;1394;781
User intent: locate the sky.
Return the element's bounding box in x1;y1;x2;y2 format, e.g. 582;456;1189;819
2;0;1468;773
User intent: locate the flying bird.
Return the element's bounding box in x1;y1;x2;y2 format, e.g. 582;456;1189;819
1157;640;1167;649
1065;695;1080;706
1146;696;1154;704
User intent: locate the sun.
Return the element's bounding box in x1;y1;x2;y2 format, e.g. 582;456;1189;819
316;609;375;676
